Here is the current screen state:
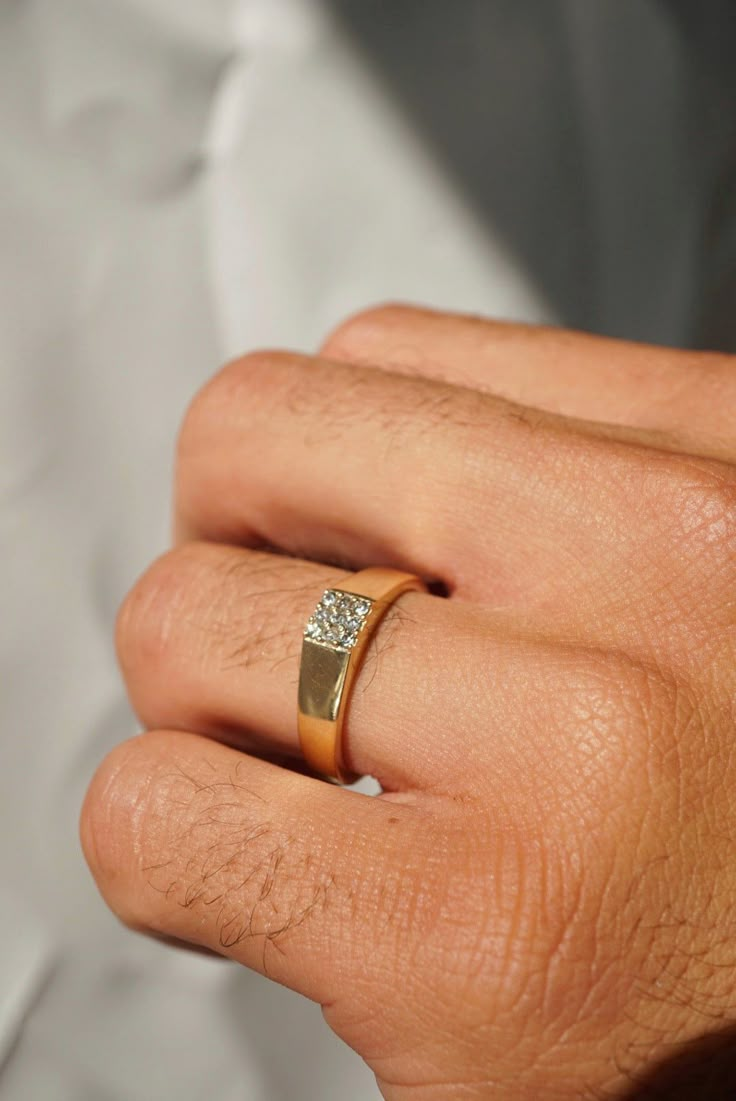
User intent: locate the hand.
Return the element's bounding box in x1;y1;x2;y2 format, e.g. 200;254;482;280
81;305;736;1100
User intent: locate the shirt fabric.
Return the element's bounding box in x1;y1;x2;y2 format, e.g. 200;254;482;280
1;2;734;1098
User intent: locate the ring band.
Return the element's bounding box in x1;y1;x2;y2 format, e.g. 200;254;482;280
297;568;427;783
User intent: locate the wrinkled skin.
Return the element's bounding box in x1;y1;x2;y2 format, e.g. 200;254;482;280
81;306;736;1099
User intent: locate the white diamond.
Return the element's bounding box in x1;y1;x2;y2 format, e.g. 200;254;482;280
306;591;376;650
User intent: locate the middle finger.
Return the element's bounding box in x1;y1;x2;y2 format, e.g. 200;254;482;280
175;352;734;652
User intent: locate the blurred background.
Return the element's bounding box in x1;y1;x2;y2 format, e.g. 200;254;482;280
1;2;735;1099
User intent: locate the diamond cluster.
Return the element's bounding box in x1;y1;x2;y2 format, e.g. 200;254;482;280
304;589;373;652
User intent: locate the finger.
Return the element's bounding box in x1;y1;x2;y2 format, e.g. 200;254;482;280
115;541;486;793
174;352;736;652
322;304;736;460
80;730;428;1007
114;540;705;808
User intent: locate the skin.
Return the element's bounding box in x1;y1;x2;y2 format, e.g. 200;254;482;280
80;304;736;1100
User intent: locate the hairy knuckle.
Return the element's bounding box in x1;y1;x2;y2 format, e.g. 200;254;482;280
117;545;320;681
209;553;320;670
83;732;330;953
141;762;324;950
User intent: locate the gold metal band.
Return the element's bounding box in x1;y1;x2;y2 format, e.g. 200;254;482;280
297;568;427;783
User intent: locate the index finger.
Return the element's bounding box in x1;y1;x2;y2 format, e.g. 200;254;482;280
323;304;736;459
80;730;429;1005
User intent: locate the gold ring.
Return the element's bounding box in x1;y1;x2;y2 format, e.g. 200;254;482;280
297;568;427;783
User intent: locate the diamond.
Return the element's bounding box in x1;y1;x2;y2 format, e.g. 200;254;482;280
304;589;376;651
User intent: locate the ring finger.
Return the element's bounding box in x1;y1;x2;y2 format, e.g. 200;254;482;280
116;540;640;803
174;351;735;657
117;542;445;792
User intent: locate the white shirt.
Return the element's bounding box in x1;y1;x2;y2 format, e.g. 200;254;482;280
1;2;733;1098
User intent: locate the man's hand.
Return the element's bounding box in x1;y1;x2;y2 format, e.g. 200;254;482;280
81;305;736;1099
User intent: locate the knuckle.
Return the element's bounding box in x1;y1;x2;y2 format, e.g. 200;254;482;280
116;542;331;684
176;350;299;458
320;302;411;361
549;650;680;814
79;732;287;939
657;461;736;576
93;733;328;952
206;553;321;670
115;545;202;675
552;649;720;861
79;734;157;913
176;358;238;456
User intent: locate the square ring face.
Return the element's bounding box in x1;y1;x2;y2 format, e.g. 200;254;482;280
304;589;374;652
